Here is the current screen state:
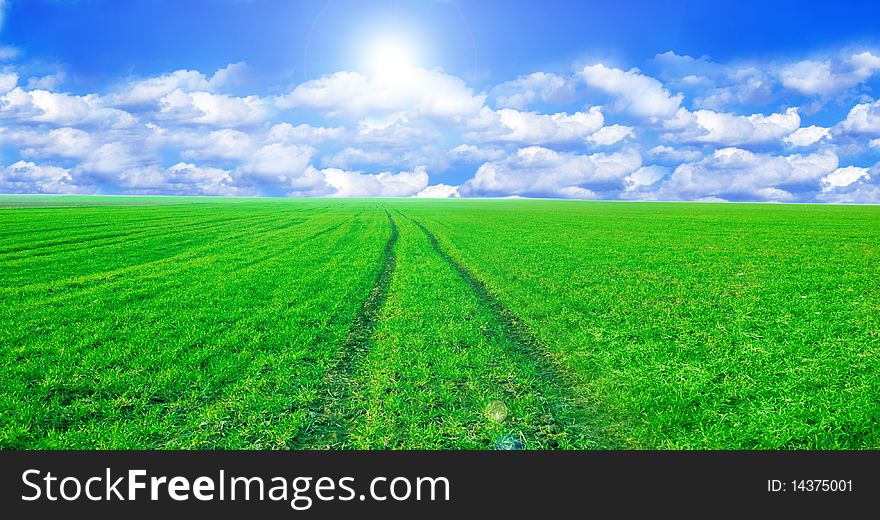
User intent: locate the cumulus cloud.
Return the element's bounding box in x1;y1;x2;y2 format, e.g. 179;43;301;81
587;124;634;146
578;64;683;119
319;166;429;197
415;183;460;198
646;148;839;201
821;165;870;190
447;144;507;162
236;143;314;185
80;142;143;175
650;50;880;112
815;162;879;203
784;125;832;147
0;160;88;194
693;66;774;110
838;99;880;136
112;63;250;107
322;147;396;168
8;127;93;159
493;72;575;109
107;163;254;196
1;48;879;202
278;68;486;120
665;107;801;146
624;165;668;191
816;179;880;203
177;128;255;161
157;89;268;126
268;122;345;144
469;106;604;144
26;72;67;91
650;51;723;84
779;52;880;96
0;87;136;127
647;145;704;164
0;71;17;93
113;70;213;107
460;146;642;198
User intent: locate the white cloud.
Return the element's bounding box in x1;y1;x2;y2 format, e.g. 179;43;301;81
322;147;396;168
779;52;880;96
0;160;89;194
0;87;136;128
779;60;839;96
651;51;723;82
350;113;434;145
0;71;17;93
320;166;429;197
112;63;250;107
208;61;250;89
112;163;254;196
693;66;774;110
838;99;880;135
236;143;314;184
1;53;879;202
784;125;831;147
80;142;143;175
587;124;634;146
821;166;870;190
656;51;880;111
667;107;801;146
460;146;642;198
113;70;213;107
25;127;92;158
447;144;507;162
493;72;575;109
415;183;460;198
469;106;604;144
176;128;255;161
158;89;268;126
816;180;880;203
268;122;345;144
26;72;67;91
647;145;704;164
162;162;248;196
624;165;668;191
278;68;486;120
649;148;839;201
578;64;683;119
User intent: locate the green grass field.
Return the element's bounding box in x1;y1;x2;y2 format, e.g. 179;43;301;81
1;196;878;449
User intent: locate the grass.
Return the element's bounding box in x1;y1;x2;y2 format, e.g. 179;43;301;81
1;196;878;449
1;199;390;448
400;200;880;449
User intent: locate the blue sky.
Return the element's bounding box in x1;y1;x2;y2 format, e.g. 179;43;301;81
1;0;879;201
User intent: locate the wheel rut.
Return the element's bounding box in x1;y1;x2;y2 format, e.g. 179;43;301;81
292;211;398;449
400;212;621;449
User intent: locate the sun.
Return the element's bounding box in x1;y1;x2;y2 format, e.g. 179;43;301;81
364;37;420;79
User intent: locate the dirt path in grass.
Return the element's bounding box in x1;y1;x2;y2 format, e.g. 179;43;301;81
292;211;399;448
401;213;622;449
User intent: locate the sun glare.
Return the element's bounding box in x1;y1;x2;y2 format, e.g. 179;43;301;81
364;37;420;79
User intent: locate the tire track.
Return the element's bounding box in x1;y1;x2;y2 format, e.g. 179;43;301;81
401;213;621;449
292;211;398;449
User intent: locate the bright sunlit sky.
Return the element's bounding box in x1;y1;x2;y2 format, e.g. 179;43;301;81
2;0;880;201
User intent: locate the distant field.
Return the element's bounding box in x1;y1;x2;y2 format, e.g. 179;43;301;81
1;196;878;449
